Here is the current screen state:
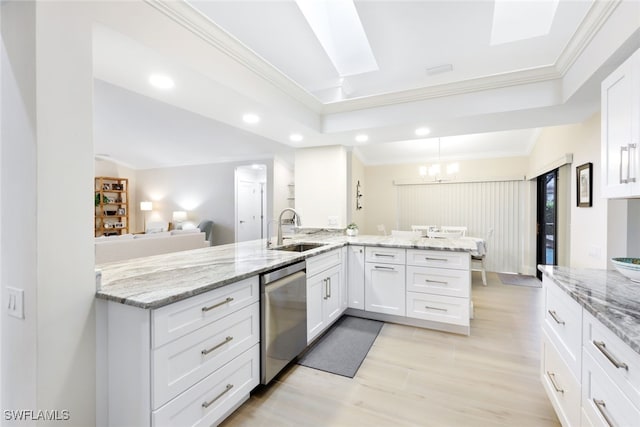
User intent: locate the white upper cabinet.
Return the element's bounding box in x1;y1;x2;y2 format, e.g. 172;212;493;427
601;48;640;198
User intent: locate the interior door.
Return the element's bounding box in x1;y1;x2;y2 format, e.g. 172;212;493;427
537;169;558;279
237;180;262;242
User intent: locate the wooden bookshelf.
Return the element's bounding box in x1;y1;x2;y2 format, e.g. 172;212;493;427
95;177;129;237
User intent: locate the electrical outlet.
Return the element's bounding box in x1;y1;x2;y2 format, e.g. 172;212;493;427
7;287;24;319
327;216;339;226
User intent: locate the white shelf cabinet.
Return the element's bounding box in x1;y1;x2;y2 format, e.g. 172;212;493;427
306;248;344;343
601;48;640;198
347;245;365;310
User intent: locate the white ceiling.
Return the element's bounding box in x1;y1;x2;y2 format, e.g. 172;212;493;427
91;0;635;170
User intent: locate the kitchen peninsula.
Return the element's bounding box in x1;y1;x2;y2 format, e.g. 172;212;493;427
95;232;480;427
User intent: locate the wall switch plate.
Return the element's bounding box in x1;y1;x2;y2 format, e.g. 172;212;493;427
7;287;24;319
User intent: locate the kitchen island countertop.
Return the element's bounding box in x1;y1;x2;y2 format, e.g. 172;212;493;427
95;233;480;309
539;265;640;356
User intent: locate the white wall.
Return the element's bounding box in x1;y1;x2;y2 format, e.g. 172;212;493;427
1;1;38;417
136;159;275;246
272;156;294;218
528;113;609;269
295;146;348;228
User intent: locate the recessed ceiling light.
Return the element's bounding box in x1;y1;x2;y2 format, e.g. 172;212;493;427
289;133;304;142
242;113;260;124
415;127;431;137
355;134;369;143
148;74;174;90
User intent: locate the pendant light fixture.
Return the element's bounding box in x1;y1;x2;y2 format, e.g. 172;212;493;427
418;138;460;182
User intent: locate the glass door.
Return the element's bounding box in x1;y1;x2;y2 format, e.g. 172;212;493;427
537;169;558;279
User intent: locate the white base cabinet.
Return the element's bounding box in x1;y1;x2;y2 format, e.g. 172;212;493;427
365;247;406;316
307;249;345;343
542;275;640;427
97;277;260;427
347;245;365;310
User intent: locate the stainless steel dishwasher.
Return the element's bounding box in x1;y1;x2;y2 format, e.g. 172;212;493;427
260;261;307;384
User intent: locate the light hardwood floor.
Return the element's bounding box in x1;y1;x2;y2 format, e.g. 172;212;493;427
222;272;560;427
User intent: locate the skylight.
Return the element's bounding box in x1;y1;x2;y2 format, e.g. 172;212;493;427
295;0;378;77
490;0;559;45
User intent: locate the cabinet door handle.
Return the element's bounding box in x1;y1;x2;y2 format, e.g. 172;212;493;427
593;340;628;370
202;383;233;409
374;253;395;258
629;143;637;183
202;297;234;312
327;277;332;298
547;310;565;325
593;399;616;427
323;279;328;300
425;279;448;285
425;257;448;262
424;305;448;312
374;266;395;271
546;372;564;394
620;145;629;184
201;336;233;355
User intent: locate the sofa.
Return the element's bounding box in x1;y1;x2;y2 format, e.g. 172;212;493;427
95;229;209;264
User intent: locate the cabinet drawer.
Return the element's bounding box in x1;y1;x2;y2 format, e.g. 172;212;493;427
406;249;470;270
582;351;640;427
541;332;581;427
152;277;259;348
152;303;259;409
152;344;259;427
543;276;582;379
406;292;469;326
365;247;405;265
583;310;640;408
307;248;341;277
406;265;470;298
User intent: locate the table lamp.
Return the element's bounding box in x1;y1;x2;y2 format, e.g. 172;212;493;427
140;201;152;232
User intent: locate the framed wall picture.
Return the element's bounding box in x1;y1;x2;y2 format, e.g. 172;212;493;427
577;162;592;207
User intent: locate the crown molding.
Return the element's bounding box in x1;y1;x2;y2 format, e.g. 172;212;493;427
144;0;323;112
555;0;621;75
146;0;615;116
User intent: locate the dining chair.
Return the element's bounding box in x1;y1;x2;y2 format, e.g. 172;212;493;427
391;230;422;238
441;225;468;236
411;225;436;236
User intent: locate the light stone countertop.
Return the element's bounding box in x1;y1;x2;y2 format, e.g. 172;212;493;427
539;265;640;356
95;232;479;309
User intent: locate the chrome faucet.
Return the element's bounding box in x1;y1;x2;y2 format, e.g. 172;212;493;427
277;208;301;246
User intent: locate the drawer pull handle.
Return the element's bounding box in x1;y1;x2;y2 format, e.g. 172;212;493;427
548;310;565;325
202;297;234;312
374;266;395;271
593;399;616;427
374;253;395;258
593;341;628;370
201;336;233;355
424;305;448;312
425;279;448;285
546;372;564;394
425;257;447;262
202;383;233;409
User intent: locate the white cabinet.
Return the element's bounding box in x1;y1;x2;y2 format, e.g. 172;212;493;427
601;48;640;198
306;249;344;343
99;277;260;427
582;309;640;427
541;275;582;427
405;249;470;331
347;245;365;310
365;247;406;316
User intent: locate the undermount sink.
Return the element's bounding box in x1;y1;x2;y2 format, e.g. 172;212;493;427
270;243;327;252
